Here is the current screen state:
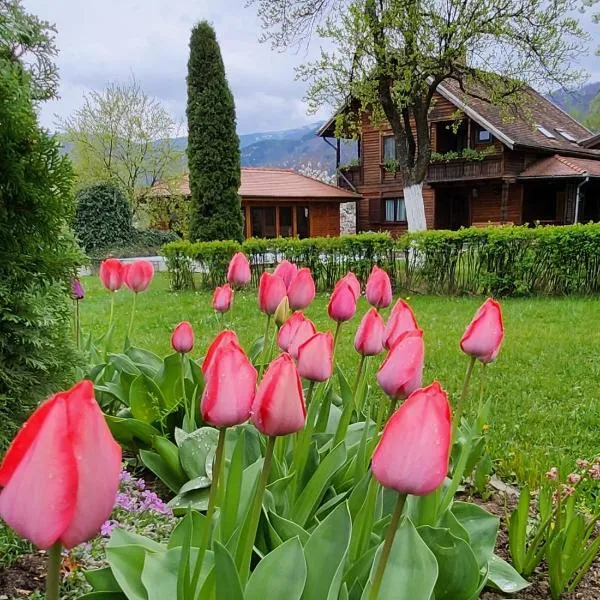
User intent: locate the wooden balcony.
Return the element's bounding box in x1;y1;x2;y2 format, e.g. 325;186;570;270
427;156;503;183
338;164;362;190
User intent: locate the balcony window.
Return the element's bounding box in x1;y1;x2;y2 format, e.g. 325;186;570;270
384;198;406;223
382;135;396;161
436;120;468;153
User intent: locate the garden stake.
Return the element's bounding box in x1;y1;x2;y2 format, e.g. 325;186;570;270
189;427;227;594
46;542;62;600
452;355;477;436
370;492;407;599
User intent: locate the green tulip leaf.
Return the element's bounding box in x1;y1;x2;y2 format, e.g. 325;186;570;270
141;547;179;600
84;567;121;592
179;426;219;480
167;487;211;515
105;415;161;449
77;593;127;600
245;537;307;600
179;475;212;494
106;546;149;600
108;353;142;376
452;501;499;568
156;352;184;410
268;511;310;546
168;510;207;548
140;449;184;494
214;542;244;600
129;374;162;423
126;346;163;375
487;554;531;593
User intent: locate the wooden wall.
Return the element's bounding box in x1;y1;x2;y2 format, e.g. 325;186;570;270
310;203;341;237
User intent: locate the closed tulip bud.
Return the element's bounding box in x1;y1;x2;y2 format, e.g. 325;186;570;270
258;272;287;315
377;330;424;400
342;272;361;300
297;332;334;382
227;252;252;286
71;278;85;301
201;344;257;427
171;321;194;354
354;308;385;356
366;266;392;309
274;296;291;327
99;258;124;291
273;259;298;290
0;380;121;548
328;281;357;322
287;268;316;310
384;299;419;350
124;260;154;293
460;299;504;363
287;317;317;360
277;311;307;352
372;382;451;496
212;284;234;313
251;353;306;436
202;330;241;376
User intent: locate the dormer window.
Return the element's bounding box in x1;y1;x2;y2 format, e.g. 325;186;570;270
556;128;577;143
475;128;492;143
536;125;556;139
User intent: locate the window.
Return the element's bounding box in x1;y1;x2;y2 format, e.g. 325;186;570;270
384;198;406;222
382;135;396;161
476;128;492;143
279;206;293;237
296;206;309;239
556;128;577;143
435;120;468;153
536;125;556;139
251;207;276;238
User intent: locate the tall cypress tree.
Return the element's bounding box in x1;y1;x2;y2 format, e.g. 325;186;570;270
186;21;243;242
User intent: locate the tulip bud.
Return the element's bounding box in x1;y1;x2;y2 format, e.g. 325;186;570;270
0;380;121;548
201;343;257;427
71;278;85;301
287;317;317;360
124;260;154;293
384;299;419;350
171;321;194;354
328;281;357;323
460;298;504;363
274;296;291;327
212;283;234;313
251;353;306;436
354;308;385;356
372;382;451;496
342;272;361;300
202;330;241;375
376;330;424;400
258;272;287;315
273;259;298;290
227;252;252;286
287;268;316;310
297;332;334;382
277;311;306;352
99;258;124;292
366;266;392;309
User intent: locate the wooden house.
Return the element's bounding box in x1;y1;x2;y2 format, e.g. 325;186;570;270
318;79;600;234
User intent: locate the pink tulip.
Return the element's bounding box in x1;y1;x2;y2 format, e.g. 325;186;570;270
460;299;504;363
287;268;316;310
201;343;257;427
258;272;287;315
342;272;361;300
212;284;234;313
354;308;386;356
277;312;307;352
251;353;306;436
273;260;298;290
0;380;121;549
99;258;124;292
171;321;194;354
366;266;392;309
327;281;357;323
376;330;424;400
372;382;451;495
287;317;317;360
202;330;241;375
227;252;252;286
384;299;419;350
297;332;334;382
124;260;154;293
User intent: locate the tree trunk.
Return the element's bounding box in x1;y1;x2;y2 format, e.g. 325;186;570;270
403;182;427;232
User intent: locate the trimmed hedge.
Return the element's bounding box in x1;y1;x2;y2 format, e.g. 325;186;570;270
161;224;600;296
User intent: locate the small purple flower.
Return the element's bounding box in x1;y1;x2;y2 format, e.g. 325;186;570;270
71;278;85;301
100;520;120;537
115;492;135;511
135;478;146;491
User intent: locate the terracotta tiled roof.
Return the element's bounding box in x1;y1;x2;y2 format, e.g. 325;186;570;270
152;168;358;201
519;154;600;178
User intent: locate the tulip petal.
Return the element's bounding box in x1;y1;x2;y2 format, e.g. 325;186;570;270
0;395;77;549
60;381;121;548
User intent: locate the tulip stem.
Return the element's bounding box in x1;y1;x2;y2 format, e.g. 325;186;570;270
238;435;277;584
289;381;316;499
127;292;137;342
180;353;191;430
258;315;272;379
333;355;366;447
189;427;227;595
332;321;343;360
75;300;80;349
370;493;407;600
452;356;477;437
46;542;62;600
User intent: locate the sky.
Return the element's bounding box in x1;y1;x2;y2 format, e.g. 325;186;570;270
23;0;600;136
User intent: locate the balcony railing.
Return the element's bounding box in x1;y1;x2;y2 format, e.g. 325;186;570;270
427;156;503;183
338;164;362;190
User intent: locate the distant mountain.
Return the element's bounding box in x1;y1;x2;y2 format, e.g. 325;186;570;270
548;82;600;119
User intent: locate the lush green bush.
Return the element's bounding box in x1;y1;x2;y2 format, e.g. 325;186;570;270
162;224;600;295
74;181;134;252
0;55;83;449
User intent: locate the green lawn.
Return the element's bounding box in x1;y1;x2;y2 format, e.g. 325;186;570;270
80;273;600;489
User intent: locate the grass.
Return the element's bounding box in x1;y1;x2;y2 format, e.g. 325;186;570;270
79;273;600;490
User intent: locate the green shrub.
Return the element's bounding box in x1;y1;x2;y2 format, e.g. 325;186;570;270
162;224;600;296
75;181;134;252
